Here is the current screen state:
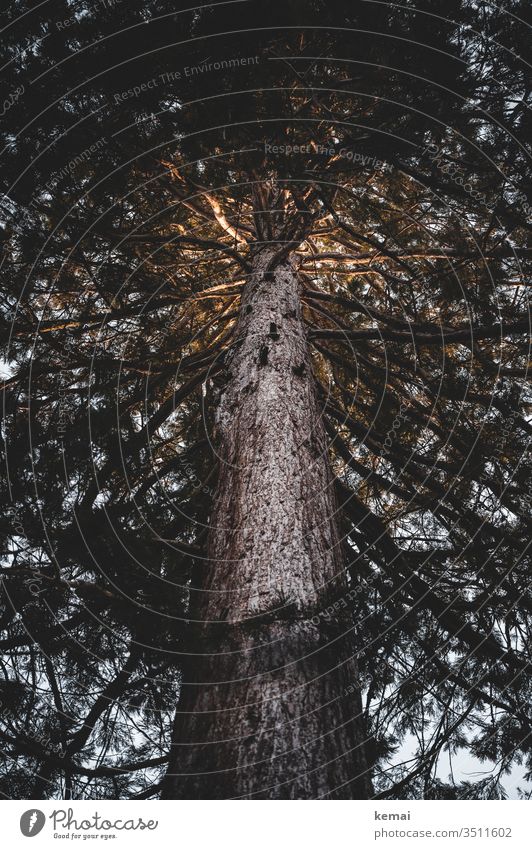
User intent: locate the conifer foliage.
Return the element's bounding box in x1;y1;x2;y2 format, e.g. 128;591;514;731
0;0;531;799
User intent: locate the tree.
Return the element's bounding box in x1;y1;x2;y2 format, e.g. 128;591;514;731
0;0;531;800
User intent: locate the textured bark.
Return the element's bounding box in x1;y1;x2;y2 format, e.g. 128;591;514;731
162;244;372;799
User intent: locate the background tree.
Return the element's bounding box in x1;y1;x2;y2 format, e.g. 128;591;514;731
0;0;531;799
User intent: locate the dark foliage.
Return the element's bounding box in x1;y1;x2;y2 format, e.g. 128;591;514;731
0;0;531;799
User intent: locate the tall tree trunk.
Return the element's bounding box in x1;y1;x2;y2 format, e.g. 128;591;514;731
162;241;372;799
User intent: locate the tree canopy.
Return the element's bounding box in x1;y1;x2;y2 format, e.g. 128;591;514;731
0;0;531;799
